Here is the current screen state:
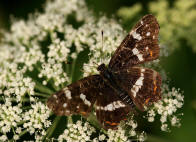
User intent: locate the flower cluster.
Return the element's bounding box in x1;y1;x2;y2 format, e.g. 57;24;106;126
0;99;22;141
0;0;184;141
23;102;51;141
0;98;50;141
145;84;184;131
107;128;128;142
58;120;96;142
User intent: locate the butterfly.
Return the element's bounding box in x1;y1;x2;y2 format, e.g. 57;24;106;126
47;14;162;130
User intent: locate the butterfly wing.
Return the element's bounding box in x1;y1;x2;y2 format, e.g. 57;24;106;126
112;67;161;111
96;83;132;130
109;14;160;71
47;75;132;129
47;75;102;117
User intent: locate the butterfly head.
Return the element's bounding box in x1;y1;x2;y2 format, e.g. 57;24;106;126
97;63;107;74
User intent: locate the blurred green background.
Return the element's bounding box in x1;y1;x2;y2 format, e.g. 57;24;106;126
0;0;196;142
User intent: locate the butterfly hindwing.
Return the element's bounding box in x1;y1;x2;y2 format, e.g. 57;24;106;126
109;14;160;71
47;75;102;117
96;83;132;129
112;67;161;111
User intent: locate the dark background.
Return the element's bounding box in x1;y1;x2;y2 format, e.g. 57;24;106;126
0;0;195;142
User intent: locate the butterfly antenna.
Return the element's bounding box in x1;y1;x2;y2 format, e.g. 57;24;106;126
92;61;99;66
101;30;104;50
101;30;104;63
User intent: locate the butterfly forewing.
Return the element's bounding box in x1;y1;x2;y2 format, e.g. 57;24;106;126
96;83;132;129
47;75;102;117
109;14;160;71
112;67;161;110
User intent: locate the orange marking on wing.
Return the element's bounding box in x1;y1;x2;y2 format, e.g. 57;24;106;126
81;111;86;115
153;81;157;94
105;121;119;126
149;50;153;57
111;122;119;126
145;98;150;105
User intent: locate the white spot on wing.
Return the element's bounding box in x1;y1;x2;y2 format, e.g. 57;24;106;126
97;101;126;111
145;47;149;50
63;103;67;108
131;69;145;98
80;93;86;100
96;106;100;110
106;104;113;111
53;95;57;99
146;32;150;36
80;93;91;106
132;48;144;61
137;54;143;61
132;48;139;55
130;31;142;40
141;68;145;72
64;87;72;99
135;77;144;86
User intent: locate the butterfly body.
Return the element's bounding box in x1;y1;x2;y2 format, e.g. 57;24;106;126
98;63;134;106
47;14;162;129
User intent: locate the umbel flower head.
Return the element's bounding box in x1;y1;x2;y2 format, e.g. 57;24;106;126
0;0;184;141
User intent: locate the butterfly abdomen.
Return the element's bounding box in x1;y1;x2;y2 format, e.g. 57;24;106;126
97;63;134;106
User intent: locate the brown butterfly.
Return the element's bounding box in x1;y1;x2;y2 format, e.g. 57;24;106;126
47;14;162;130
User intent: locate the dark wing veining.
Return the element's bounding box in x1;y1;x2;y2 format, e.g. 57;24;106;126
47;75;102;117
109;14;160;71
96;83;133;129
112;67;161;111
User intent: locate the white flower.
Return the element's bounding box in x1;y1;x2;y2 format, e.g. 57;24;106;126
146;85;184;131
58;121;96;141
107;127;128;142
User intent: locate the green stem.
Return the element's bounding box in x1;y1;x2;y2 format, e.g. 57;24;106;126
10;129;28;142
192;100;196;110
43;116;61;140
70;58;77;83
17;121;25;126
65;63;69;78
39;98;48;103
0;96;4;101
22;106;32;110
51;78;60;91
67;116;73;124
21;97;30;103
0;97;30;103
34;92;50;98
34;80;54;94
87;112;101;130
